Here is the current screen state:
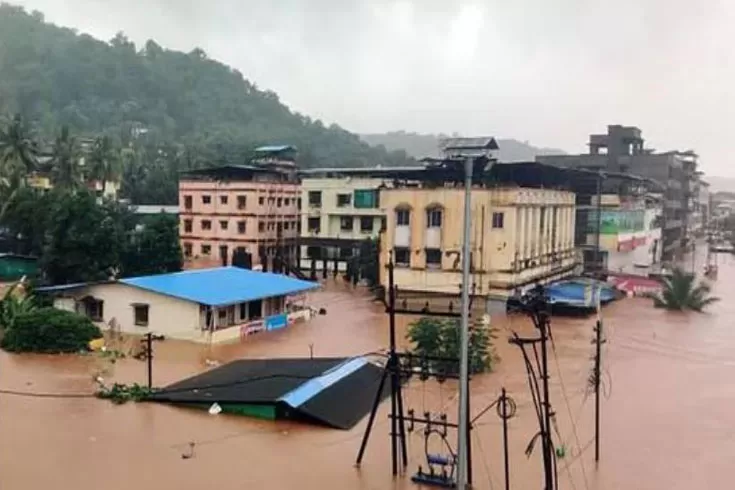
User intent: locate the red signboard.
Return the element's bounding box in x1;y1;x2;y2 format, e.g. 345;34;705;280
617;236;647;252
240;320;265;339
607;273;662;296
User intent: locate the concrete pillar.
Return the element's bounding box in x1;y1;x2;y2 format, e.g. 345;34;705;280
518;207;526;260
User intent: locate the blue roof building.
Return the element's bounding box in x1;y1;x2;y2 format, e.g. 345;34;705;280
38;267;319;344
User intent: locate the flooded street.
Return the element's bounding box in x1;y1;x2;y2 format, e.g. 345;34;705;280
3;255;735;490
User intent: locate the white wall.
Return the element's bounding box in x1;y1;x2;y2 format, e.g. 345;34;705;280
53;283;202;341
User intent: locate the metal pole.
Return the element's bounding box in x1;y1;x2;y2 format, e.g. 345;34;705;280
387;258;399;476
594;319;602;463
502;388;510;490
457;156;473;490
540;314;554;490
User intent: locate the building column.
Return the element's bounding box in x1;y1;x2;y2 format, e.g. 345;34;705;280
517;207;526;261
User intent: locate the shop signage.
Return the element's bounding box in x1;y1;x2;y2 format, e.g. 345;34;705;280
607;274;662;296
240;320;265;338
265;313;288;331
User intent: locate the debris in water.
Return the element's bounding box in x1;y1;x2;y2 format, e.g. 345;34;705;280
182;442;195;459
208;402;222;415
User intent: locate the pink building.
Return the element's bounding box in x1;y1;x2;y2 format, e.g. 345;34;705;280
179;147;301;270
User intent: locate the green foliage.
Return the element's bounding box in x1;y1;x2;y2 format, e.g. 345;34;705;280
121;213;183;277
0;5;413;204
406;317;496;374
651;267;720;312
0;282;37;332
40;189;132;284
96;383;151;404
0;307;102;353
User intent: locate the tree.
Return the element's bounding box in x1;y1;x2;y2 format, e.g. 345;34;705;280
651;267;720;312
406;317;496;375
0;281;37;334
40;190;129;284
88;135;121;194
1;307;101;353
0;113;38;181
49;126;81;189
121;213;183;277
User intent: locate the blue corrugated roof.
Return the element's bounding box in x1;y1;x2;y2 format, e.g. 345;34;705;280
119;267;318;306
254;145;296;153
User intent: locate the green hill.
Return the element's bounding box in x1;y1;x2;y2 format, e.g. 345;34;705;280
0;4;411;169
361;131;566;162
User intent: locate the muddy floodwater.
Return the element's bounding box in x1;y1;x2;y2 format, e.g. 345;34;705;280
3;255;735;489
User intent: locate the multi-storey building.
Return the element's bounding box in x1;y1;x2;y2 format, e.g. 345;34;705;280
178;146;300;270
380;176;578;299
298;168;389;272
537;125;699;261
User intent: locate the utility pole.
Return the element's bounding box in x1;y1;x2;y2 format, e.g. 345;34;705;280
593;318;605;463
145;332;153;389
539;310;554;490
456;155;473;490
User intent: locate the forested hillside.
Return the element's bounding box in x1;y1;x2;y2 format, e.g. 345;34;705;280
361;131;566;162
0;4;411;175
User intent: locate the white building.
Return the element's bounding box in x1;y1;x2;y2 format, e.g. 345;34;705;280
38;267;318;344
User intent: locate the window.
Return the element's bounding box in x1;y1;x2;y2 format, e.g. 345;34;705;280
340;247;353;259
394;247;410;267
133;304;149;327
360;216;373;233
396;208;410;226
237;195;247;209
220;195;228;205
492;212;504;229
259;196;265;205
381;217;387;231
201;244;211;255
183;195;192;210
239;302;247;321
220;220;229;230
277;198;282;207
237;221;246;234
183;219;192;233
426;208;442;228
340;216;353;231
201;219;212;230
337;194;352;207
307;246;321;259
284;198;290;206
297;198;302;209
249;299;263;320
539;206;546;233
258;222;265;232
81;298;104;322
308;217;321;233
308;191;322;207
426;248;442;268
354;189;379;209
202;195;211;204
284;222;290;230
183;242;193;257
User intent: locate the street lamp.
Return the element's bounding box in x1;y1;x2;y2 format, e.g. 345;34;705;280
439;137;498;490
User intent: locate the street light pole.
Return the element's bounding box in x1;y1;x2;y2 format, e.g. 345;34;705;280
457;156;473;490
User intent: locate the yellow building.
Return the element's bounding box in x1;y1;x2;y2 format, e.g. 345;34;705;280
380;185;579;298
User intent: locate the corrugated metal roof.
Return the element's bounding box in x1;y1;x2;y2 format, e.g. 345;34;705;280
254;145;296;153
119;266;319;306
440;137;499;151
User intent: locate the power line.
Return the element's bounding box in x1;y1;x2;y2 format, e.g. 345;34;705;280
0;389;94;399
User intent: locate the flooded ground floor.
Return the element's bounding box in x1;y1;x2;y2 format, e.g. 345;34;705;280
2;253;735;489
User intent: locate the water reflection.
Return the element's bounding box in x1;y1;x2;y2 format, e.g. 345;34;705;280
2;256;735;489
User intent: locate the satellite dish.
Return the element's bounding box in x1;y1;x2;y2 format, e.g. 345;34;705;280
208;402;222;415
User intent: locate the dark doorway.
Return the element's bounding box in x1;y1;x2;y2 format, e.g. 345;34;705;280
219;245;229;266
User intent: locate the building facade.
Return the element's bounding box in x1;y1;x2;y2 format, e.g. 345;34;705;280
39;267;317;344
537;125;699;261
179;149;300;270
585;194;663;274
380;185;578;298
299;169;386;272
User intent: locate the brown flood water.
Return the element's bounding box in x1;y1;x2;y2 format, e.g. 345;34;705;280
3;252;735;489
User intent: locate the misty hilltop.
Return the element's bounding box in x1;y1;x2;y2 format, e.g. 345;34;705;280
361;131;566;161
0;4;412;168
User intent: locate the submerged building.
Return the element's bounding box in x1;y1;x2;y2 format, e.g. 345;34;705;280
37;267;318;344
378;160;581;299
537;125;700;261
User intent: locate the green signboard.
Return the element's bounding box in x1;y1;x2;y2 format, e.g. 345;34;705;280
587;209;644;235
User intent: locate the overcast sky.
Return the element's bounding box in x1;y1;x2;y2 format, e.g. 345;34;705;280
12;0;735;176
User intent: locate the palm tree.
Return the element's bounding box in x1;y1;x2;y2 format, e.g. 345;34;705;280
88;136;121;194
0;280;36;334
49;126;81;190
0;113;39;181
651;267;719;312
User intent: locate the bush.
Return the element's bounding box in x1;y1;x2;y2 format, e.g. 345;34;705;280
406;316;497;375
0;307;102;353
